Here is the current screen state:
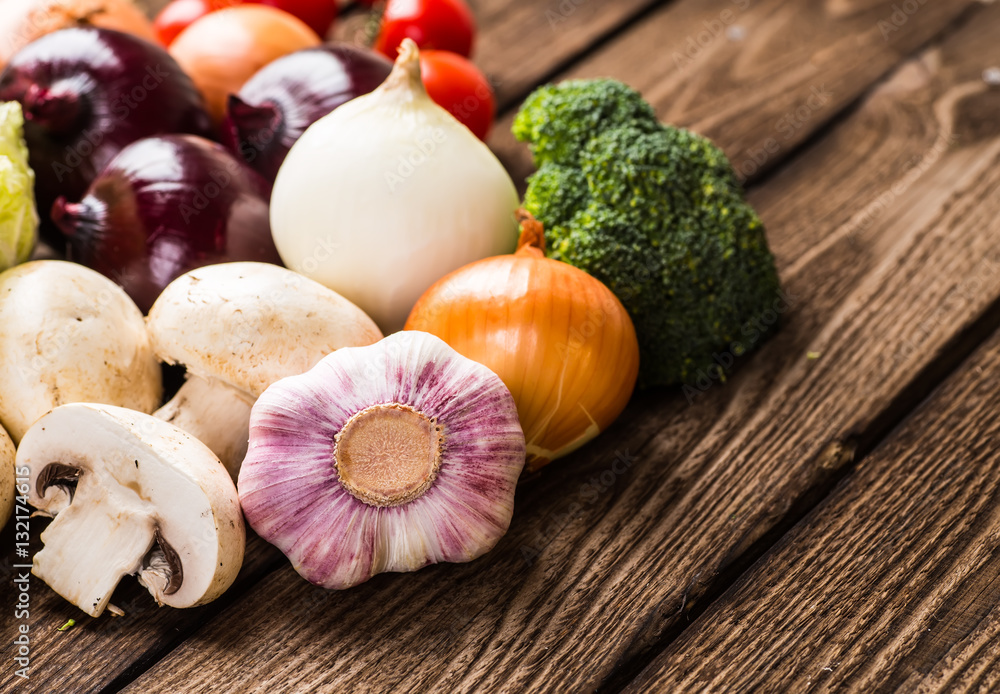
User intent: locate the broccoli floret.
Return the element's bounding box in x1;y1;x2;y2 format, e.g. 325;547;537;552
512;79;661;168
515;79;782;386
522;164;589;230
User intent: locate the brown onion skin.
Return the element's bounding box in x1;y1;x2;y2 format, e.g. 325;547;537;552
405;215;640;472
51;134;281;313
220;44;392;183
0;27;213;248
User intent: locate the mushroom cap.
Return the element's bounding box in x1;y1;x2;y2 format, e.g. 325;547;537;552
0;261;162;442
0;426;13;530
19;403;245;617
146;262;383;398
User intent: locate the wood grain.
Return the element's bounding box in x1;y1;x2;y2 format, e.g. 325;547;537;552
625;322;1000;692
120;5;1000;694
0;529;280;693
0;1;671;691
333;0;670;109
489;0;978;187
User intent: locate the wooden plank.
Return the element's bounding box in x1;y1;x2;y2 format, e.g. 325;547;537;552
2;1;679;691
468;0;663;108
624;326;1000;692
903;603;1000;693
118;5;1000;693
333;0;668;109
0;529;280;693
1;2;670;691
488;0;978;186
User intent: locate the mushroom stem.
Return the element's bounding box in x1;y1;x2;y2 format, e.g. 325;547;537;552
154;375;255;480
34;501;156;618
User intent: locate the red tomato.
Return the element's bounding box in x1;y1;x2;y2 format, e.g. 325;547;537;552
376;0;476;59
154;0;237;47
243;0;337;38
420;50;494;141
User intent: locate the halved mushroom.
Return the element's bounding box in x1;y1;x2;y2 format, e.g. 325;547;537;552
0;260;162;443
0;426;13;530
18;403;245;617
147;262;382;477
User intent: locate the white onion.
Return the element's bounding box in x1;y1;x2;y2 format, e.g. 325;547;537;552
269;39;519;333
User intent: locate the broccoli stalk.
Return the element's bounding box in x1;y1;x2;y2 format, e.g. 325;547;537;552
513;79;783;387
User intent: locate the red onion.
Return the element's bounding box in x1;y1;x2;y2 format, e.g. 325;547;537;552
220;44;391;183
0;27;212;247
51;134;281;313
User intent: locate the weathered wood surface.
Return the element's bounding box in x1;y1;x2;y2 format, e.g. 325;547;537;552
336;0;672;110
120;4;1000;694
625;322;1000;692
5;0;999;692
489;0;979;186
0;1;685;691
0;528;280;693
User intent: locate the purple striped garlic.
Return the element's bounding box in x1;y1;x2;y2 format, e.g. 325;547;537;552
237;330;526;589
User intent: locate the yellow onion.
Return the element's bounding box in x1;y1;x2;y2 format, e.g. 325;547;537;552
0;0;157;70
406;210;639;472
169;6;321;124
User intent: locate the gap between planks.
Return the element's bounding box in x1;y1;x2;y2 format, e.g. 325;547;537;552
0;1;985;693
623;284;1000;692
111;2;1000;693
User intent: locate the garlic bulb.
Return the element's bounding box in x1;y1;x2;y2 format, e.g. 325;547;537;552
237;331;525;589
269;39;519;333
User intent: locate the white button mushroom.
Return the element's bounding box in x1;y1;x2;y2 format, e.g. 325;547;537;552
18;403;245;618
0;427;13;530
146;262;383;478
0;260;162;442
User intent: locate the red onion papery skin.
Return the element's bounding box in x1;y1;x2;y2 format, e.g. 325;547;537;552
51;134;281;313
0;27;213;248
220;44;392;183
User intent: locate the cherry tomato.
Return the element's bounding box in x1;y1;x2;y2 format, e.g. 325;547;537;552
376;0;476;59
154;0;236;47
420;50;494;141
243;0;338;38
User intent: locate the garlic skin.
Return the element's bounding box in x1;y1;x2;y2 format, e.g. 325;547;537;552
238;331;526;589
269;38;519;333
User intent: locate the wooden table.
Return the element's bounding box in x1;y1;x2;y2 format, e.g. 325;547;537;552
4;0;1000;691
